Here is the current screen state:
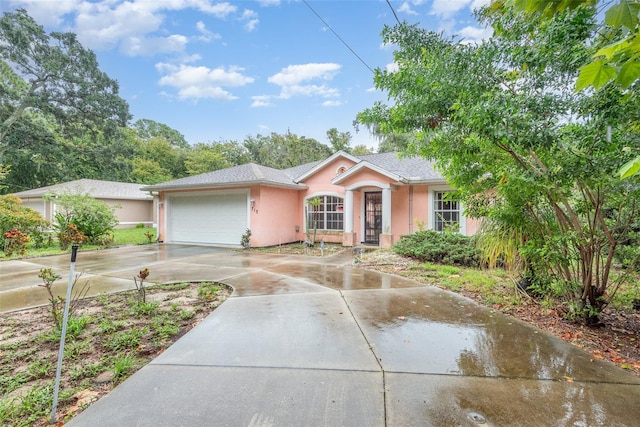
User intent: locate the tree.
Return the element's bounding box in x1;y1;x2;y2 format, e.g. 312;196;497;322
0;9;130;159
184;143;232;175
487;1;640;177
129;158;174;185
326;128;352;153
356;9;640;325
244;131;331;168
352;144;374;155
132;119;189;149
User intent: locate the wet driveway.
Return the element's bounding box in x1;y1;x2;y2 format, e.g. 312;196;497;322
2;244;639;426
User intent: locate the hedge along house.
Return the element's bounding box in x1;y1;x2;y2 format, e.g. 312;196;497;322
12;179;155;229
142;151;480;249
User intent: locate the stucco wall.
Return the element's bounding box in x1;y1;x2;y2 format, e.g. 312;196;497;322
100;199;154;228
249;185;300;247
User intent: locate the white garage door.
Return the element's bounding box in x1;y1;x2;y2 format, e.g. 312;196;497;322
167;192;248;245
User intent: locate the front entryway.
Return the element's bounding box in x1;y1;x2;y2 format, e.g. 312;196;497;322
364;191;382;245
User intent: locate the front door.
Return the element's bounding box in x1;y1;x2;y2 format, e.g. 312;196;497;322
364;191;382;245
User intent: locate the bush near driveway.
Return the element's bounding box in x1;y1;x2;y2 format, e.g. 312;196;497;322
393;230;480;267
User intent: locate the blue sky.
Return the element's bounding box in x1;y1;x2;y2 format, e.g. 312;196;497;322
3;0;491;149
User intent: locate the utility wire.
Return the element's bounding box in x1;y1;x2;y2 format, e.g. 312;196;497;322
386;0;401;25
302;0;374;74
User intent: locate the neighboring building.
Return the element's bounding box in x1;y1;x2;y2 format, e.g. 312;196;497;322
143;152;479;248
12;179;154;228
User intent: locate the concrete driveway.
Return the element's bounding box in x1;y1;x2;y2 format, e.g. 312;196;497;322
2;244;640;426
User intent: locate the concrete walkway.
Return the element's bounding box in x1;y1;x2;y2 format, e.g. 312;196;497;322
2;245;640;426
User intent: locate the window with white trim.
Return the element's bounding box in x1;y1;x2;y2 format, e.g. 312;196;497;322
306;195;344;231
433;191;460;232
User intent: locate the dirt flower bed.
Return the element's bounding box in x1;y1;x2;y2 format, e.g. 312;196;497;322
357;250;640;378
0;282;230;426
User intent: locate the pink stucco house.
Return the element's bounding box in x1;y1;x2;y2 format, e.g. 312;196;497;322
143;151;479;248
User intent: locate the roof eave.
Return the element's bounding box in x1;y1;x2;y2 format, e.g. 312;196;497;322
143;180;307;192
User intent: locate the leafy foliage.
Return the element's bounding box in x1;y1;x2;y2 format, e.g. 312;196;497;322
393;230;480;267
47;192;118;247
357;8;640;324
0;194;48;249
0;8;130;151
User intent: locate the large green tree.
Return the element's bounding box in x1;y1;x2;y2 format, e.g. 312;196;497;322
243;131;331;168
357;7;640;325
489;1;640;177
132;119;188;149
326;128;352;153
0;8;130;159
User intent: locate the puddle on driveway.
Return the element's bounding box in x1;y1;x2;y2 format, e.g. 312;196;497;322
223;270;330;296
265;264;421;290
344;288;640;384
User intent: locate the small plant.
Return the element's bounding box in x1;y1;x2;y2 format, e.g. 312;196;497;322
133;268;150;304
3;228;30;256
111;354;136;379
38;268;89;328
197;282;222;301
240;228;252;249
131;301;159;317
144;230;155;243
136;223;145;229
57;223;88;250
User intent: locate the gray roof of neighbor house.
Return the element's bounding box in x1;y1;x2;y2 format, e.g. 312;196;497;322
142;163;309;191
142;152;444;191
13;179;152;200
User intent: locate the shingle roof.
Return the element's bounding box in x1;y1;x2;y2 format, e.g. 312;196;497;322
13;179;152;200
356;152;443;182
142;152;444;191
142;163;307;191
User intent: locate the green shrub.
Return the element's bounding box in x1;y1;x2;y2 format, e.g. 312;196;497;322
46;192;118;247
393;230;480;267
0;194;49;251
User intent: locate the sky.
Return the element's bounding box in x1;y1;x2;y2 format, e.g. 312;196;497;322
2;0;492;150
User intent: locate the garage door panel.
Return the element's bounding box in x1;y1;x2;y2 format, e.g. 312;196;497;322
168;193;247;245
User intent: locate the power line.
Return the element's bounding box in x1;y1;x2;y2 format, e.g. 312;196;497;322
386;0;401;25
302;0;374;74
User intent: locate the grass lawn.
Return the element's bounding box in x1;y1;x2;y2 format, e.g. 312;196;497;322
0;227;157;260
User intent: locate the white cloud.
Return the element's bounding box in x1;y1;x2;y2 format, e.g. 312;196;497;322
430;0;471;17
322;100;342;107
7;0;80;26
240;9;259;31
257;0;280;6
269;63;340;86
268;63;342;100
121;34;188;56
245;19;259;32
251;95;273;107
157;63;254;100
458;25;493;44
8;0;240;56
386;62;399;73
241;9;258;19
398;2;418;16
195;21;221;43
470;0;491;11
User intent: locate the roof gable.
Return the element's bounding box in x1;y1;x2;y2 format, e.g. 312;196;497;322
293;151;361;183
